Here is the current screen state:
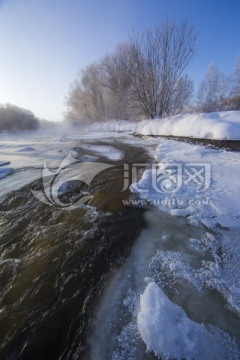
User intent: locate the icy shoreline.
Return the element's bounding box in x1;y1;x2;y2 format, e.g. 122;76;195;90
127;135;240;359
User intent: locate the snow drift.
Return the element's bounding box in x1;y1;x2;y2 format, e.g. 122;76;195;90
90;111;240;140
136;111;240;139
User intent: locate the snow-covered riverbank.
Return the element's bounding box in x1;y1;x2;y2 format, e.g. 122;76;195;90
88;113;240;359
90;110;240;140
127;137;240;359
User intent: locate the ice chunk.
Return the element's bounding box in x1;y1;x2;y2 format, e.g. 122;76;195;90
17;146;35;152
0;167;14;179
137;282;239;359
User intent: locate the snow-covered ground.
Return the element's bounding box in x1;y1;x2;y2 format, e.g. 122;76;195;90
131;138;240;229
124;136;240;358
91;111;240;140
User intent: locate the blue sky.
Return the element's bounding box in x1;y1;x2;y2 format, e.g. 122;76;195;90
0;0;239;121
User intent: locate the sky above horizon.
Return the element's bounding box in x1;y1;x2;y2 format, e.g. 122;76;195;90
0;0;240;122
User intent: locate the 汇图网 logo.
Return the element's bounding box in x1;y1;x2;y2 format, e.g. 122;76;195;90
31;155;211;210
152;163;211;194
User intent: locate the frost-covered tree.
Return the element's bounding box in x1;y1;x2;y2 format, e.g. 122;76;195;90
196;64;230;112
169;75;194;115
123;19;196;118
101;45;133;119
66;19;196;123
66;63;107;124
232;56;240;96
220;57;240;111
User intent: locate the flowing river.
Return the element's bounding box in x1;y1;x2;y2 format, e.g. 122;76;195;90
0;131;239;359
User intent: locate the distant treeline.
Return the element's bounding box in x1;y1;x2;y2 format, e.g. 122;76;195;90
196;62;240;112
65;19;240;125
0;104;39;132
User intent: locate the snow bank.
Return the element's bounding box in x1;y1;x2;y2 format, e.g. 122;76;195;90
90;120;138;133
131;138;240;229
89;111;240;140
135;111;240;139
137;282;239;359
